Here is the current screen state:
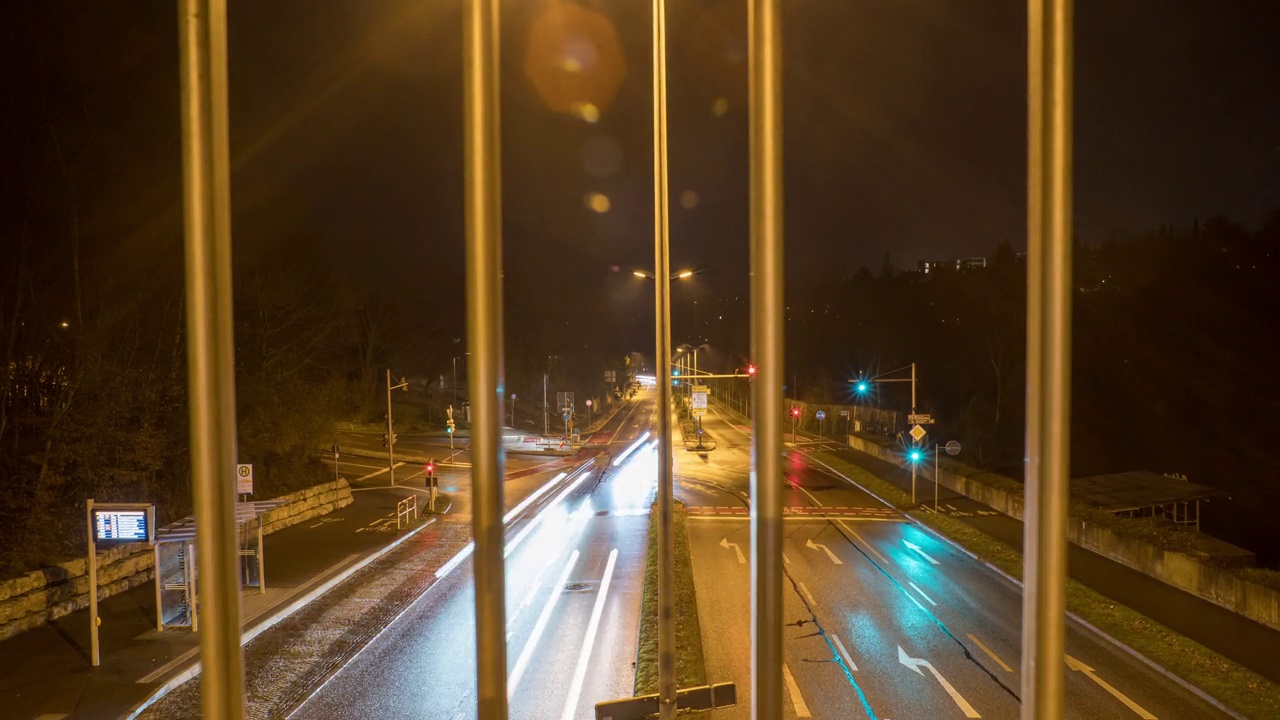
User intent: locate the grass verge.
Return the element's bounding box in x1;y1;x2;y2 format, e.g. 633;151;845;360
810;450;1280;719
635;500;707;696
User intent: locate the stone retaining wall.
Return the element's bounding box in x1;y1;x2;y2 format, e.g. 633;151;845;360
842;433;1280;631
0;478;353;641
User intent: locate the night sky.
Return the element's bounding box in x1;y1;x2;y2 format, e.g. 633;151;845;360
4;0;1279;309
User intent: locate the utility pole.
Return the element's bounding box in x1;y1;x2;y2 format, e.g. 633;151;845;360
543;372;548;436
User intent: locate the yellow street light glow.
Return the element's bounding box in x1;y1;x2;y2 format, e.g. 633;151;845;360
585;192;611;213
676;270;694;279
633;270;649;278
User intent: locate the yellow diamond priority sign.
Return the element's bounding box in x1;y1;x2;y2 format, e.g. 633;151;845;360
909;424;927;443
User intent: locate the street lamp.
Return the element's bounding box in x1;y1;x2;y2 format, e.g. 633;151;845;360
510;393;517;427
385;370;409;486
632;268;696;280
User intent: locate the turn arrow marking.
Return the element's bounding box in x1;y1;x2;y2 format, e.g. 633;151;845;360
719;537;746;564
903;539;940;565
805;538;843;565
898;645;981;718
1065;654;1157;719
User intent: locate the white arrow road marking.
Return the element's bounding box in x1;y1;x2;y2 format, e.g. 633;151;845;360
720;537;746;564
966;634;1013;673
903;539;940;565
831;632;858;671
782;662;813;718
898;645;981;718
1066;654;1157;719
908;581;937;606
806;538;843;565
561;549;619;720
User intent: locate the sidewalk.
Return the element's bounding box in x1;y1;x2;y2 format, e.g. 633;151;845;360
0;482;438;720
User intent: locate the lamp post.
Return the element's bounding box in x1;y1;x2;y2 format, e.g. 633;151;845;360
386;370;409;486
510;393;517;427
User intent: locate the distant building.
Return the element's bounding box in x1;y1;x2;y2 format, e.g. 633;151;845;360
917;257;988;274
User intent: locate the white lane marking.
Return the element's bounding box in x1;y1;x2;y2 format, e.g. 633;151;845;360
782;662;813;718
898;645;981;718
719;537;746;564
805;538;843;565
908;581;937;606
966;634;1013;673
904;539;940;565
353;462;404;483
782;551;791;565
508;550;580;698
831;633;858;671
835;520;891;566
797;581;818;608
560;549;620;720
1065;654;1157;719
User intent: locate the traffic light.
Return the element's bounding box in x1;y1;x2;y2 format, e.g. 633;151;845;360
791;407;801;418
907;448;923;463
855;380;869;394
425;461;435;475
747;364;757;377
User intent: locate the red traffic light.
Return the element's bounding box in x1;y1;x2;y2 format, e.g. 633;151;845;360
425;462;435;474
790;407;801;417
747;364;757;375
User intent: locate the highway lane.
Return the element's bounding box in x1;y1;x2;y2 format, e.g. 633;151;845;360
291;392;658;719
678;405;1231;719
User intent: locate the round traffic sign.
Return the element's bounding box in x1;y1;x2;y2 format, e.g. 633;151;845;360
815;410;826;420
945;440;962;456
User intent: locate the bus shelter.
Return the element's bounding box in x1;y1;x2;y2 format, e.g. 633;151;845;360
152;500;285;632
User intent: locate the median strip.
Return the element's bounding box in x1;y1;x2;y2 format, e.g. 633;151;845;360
634;499;707;696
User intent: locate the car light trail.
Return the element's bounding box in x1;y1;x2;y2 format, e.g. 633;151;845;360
504;471;567;523
612;431;652;466
508;549;581;698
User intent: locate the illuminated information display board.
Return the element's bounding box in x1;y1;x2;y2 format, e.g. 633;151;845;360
93;509;151;543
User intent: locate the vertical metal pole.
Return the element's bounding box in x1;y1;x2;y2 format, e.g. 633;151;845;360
463;0;507;714
652;0;676;716
911;462;917;505
86;499;99;666
154;542;164;632
387;368;396;486
934;445;940;513
1022;0;1073;718
543;372;549;436
257;525;265;594
749;0;784;716
178;0;243;716
911;362;917;413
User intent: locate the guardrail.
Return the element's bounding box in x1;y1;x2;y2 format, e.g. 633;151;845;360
396;495;418;529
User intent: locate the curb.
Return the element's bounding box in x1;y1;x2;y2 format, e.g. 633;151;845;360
121;507;448;720
804;453;1245;720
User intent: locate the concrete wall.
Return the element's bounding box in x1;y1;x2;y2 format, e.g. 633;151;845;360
0;478;353;642
843;434;1280;632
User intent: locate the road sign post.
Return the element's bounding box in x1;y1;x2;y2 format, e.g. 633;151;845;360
815;409;826;439
332;444;341;483
935;440;961;513
236;464;253;495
